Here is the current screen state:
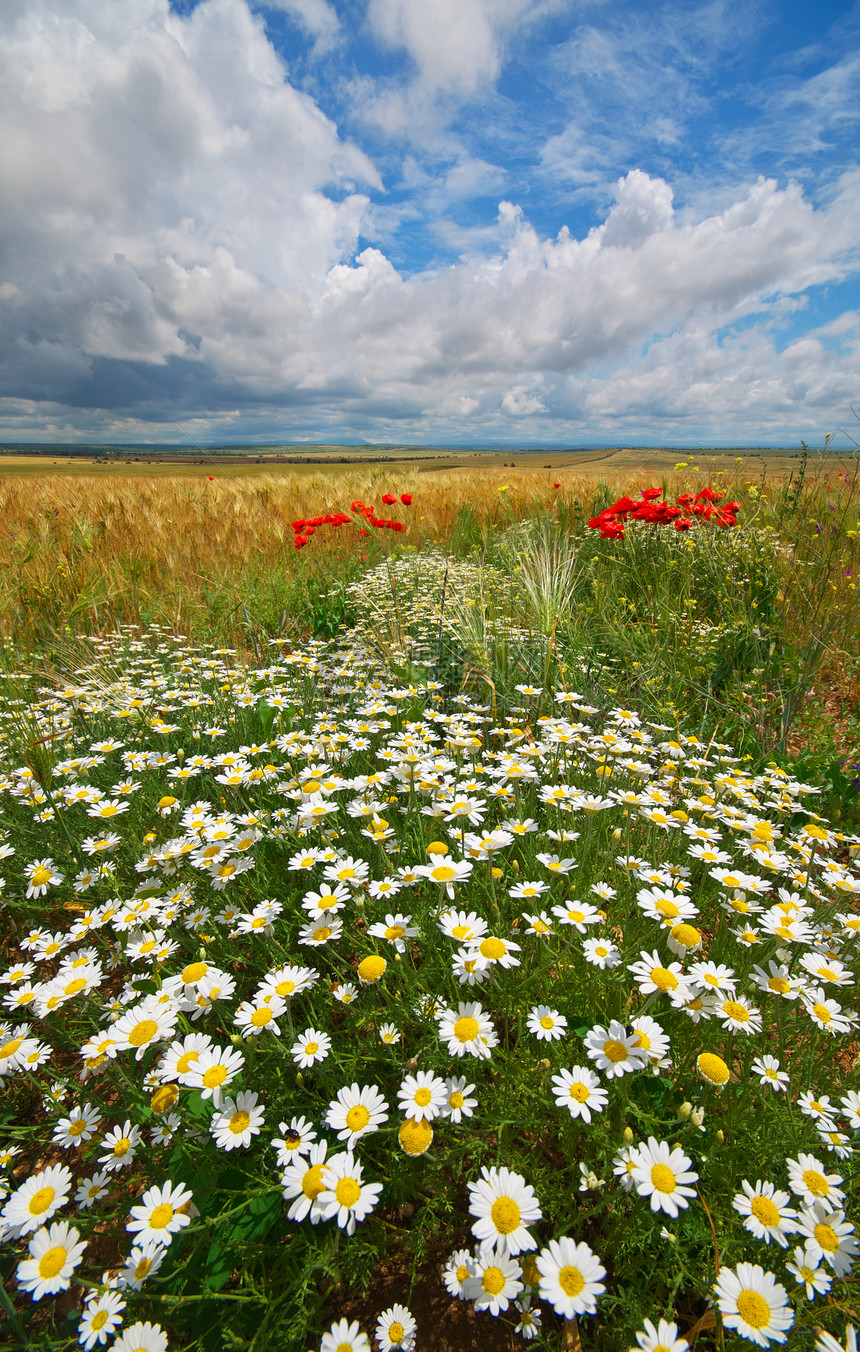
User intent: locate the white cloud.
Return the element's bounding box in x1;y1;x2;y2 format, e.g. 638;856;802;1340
257;0;340;49
0;0;379;397
365;0;558;97
1;1;859;445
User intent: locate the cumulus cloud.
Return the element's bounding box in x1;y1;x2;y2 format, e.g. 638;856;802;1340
366;0;559;97
1;0;859;445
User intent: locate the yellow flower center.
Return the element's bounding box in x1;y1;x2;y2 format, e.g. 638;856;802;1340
68;1119;88;1137
559;1266;585;1297
723;1001;750;1022
432;865;455;882
482;1266;506;1296
202;1065;227;1087
414;1087;432;1107
540;1016;554;1029
358;955;386;982
569;1082;590;1102
345;1105;371;1133
651;967;678;991
650;1164;677;1194
736;1290;770;1329
751;1196;780;1227
697;1052;729;1085
603;1039;629;1062
38;1246;67;1279
64;977;87;996
149;1203;174;1230
1;1038;23;1060
135;1258;152;1279
490;1197;521;1235
335;1177;361;1207
304;1041;318;1057
128;1019;158;1047
814;1223;838;1253
813;1004;832;1023
176;1050;199;1075
31;867;52;886
113;1137;131;1157
313;927;331;942
449;1091;464;1110
672;925;700;948
768;977;790;994
91;1311;109;1331
454;1016;479;1043
250;1007;272;1027
802;1168;829;1197
302;1163;325;1200
28;1185;57;1216
151;1085;178;1114
229;1111;250;1135
384;925;405;941
655;899;680;918
398;1117;433;1155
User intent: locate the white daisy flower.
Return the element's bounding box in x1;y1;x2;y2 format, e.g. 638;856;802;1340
527;1006;568;1041
551;1066;608;1123
583;1021;648;1078
126;1179;193;1247
16;1220;87;1300
733;1180;798;1247
375;1304;416;1351
210;1091;265;1152
442;1248;474;1300
535;1236;606;1318
111;1321;168;1352
786;1154;845;1208
463;1243;524;1314
442;1076;476;1123
291;1028;331;1068
320;1319;370;1352
786;1241;833;1299
78;1290;126;1349
438;1001;498;1060
751;1055;789;1092
325;1083;389;1147
317;1152;383;1236
1;1163;73;1237
397;1070;448;1122
630;1138;699;1218
467;1166;542;1256
281;1141;330;1225
119;1239;165;1291
713;1263;794;1347
631;1318;690;1352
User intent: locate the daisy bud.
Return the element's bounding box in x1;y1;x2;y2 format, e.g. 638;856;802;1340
623;1127;634;1145
611;828;623;841
690;1108;705;1129
678;1102;693;1121
715;1129;724;1143
539;1059;551;1071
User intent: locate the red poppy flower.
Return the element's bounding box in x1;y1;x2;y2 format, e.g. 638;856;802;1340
641;488;662;501
553;482;561;489
674;518;693;531
382;493;397;505
400;493;412;505
294;536;307;549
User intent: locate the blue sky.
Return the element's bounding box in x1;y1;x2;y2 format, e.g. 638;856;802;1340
1;0;859;447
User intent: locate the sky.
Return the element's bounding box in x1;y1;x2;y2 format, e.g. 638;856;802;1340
1;0;860;448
